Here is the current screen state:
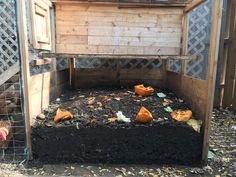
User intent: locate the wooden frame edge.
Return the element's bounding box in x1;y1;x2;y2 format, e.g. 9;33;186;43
51;0;187;7
184;0;207;13
16;0;33;159
201;0;223;164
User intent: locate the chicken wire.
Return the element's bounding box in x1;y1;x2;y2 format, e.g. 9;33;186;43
0;0;27;162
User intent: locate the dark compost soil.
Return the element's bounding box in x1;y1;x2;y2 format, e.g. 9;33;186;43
32;87;203;165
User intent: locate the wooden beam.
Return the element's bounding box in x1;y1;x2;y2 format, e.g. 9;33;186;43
16;0;33;159
33;58;52;66
184;0;206;13
51;0;189;7
202;0;223;164
41;53;197;60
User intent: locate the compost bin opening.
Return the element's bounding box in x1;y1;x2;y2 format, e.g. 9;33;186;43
32;87;203;165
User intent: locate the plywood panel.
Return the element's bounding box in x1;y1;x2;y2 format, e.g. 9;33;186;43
55;4;183;55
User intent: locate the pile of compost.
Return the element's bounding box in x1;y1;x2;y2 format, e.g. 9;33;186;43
32;87;203;165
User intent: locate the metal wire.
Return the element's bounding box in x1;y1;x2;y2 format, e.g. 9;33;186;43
0;0;26;162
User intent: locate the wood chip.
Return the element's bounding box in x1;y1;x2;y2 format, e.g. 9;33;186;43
108;117;118;123
86;97;96;105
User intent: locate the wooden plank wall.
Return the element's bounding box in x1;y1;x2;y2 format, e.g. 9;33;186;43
166;71;207;121
73;68;163;88
29;70;69;123
55;4;183;55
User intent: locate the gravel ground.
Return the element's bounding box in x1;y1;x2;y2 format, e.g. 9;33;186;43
0;109;235;177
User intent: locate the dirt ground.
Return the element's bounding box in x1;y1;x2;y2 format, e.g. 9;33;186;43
0;108;235;177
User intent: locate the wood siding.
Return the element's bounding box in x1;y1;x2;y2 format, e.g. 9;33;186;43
55;4;183;55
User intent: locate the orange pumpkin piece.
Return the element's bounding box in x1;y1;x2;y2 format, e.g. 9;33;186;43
171;110;192;122
136;106;153;123
54;108;73;123
134;84;154;96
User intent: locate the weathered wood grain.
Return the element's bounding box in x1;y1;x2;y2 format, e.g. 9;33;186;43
55;4;183;55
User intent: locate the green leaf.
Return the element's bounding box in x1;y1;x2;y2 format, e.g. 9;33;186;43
208;150;215;160
157;92;166;98
164;106;173;113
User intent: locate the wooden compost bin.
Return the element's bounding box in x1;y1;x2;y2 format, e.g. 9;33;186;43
17;0;223;165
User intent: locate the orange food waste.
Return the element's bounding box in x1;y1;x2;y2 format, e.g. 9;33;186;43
171;110;192;122
54;108;73;123
134;84;154;96
136;106;153;123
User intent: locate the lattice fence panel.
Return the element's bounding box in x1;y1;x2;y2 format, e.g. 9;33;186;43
57;58;69;71
168;59;181;73
75;58;117;69
186;0;212;79
0;0;19;75
75;58;162;69
121;59;162;69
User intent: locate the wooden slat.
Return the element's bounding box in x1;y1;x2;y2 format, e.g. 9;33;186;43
87;36;181;47
52;0;189;6
120;69;162;80
202;0;223;164
184;0;206;13
41;53;197;60
33;58;52;66
56;35;88;44
56;4;184;14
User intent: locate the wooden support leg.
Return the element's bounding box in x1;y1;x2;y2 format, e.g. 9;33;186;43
70;58;75;88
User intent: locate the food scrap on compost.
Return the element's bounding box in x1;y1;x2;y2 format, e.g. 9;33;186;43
136;106;153;123
34;87;202;132
54;108;73;123
171;110;192;122
134;84;154;96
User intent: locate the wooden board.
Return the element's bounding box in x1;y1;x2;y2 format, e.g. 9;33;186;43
29;70;69;121
52;0;190;6
166;71;207;121
55;4;183;55
73;68;163;88
222;0;236;109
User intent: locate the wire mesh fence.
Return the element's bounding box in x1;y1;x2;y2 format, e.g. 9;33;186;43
0;75;26;162
0;0;26;162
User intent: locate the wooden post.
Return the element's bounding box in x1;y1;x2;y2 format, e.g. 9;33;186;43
69;58;75;88
16;0;33;159
181;12;189;75
222;0;236;108
202;0;223;164
214;0;227;107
